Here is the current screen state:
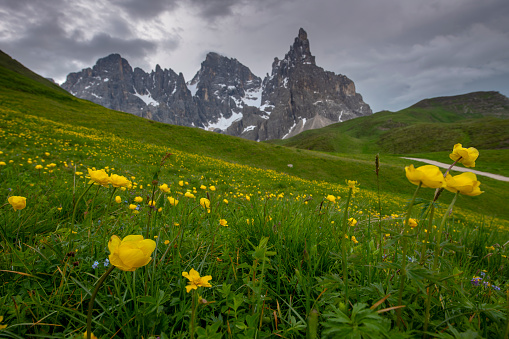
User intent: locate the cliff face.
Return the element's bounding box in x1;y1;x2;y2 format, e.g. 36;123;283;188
62;28;372;140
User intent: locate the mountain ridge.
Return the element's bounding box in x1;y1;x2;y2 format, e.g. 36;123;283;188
61;28;372;141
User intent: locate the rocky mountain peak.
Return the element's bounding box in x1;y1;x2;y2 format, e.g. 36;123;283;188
273;27;315;71
62;28;372;141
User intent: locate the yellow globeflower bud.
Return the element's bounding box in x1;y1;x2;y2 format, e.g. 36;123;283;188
445;172;483;196
108;235;156;271
449;143;479;168
405;164;445;188
8;196;27;211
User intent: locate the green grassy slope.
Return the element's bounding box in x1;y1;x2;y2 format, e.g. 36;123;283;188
0;50;508;220
268;94;509;154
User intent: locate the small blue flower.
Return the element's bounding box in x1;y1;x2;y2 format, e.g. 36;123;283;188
104;258;110;267
480;271;486;277
92;261;99;269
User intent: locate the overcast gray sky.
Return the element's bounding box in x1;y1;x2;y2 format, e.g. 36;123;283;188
1;0;508;112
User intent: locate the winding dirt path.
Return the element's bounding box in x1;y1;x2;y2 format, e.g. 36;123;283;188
401;157;509;182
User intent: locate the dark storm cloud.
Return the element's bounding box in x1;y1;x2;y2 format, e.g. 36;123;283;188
0;0;180;82
188;0;238;19
186;0;284;21
111;0;179;19
0;0;507;111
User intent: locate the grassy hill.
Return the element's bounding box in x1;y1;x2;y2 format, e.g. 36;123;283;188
268;92;509;155
2;50;509;338
0;50;508;220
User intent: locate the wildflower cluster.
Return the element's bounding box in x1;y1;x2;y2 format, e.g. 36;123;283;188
470;271;501;290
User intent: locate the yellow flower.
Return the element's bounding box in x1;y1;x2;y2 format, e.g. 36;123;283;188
0;162;5;166
108;235;156;271
185;192;195;199
167;197;179;206
223;199;228;204
209;186;216;191
179;180;184;186
109;174;131;188
405;164;445;188
346;180;358;189
35;164;43;170
134;196;143;203
159;183;170;193
326;195;335;203
200;198;210;209
158;207;163;212
8;196;26;211
182;268;212;293
164;240;170;245
0;315;7;330
348;218;357;227
220;219;228;227
246;195;251;201
200;185;207;190
351;236;359;244
408;218;418;228
444;172;483;196
129;204;137;210
449;143;479;168
87;168;110;187
83;331;98;339
148;200;156;207
115;196;122;203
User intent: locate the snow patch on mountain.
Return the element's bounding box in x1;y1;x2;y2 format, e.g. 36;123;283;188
242;86;263;107
282;119;298;139
132;89;159;106
187;82;199;96
205;110;243;131
242;125;256;133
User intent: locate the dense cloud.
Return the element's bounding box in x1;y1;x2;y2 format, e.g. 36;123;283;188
0;0;507;111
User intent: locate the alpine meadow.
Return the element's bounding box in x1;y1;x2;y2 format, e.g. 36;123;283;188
2;49;509;339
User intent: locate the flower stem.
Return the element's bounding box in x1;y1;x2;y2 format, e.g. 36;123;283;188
146;184;157;239
106;187;117;214
420;203;435;265
69;182;94;253
432;192;458;270
396;182;421;329
423;192;458;336
190;290;197;339
341;187;353;305
87;265;115;339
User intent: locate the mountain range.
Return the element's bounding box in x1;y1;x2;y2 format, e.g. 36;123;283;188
61;28;372;141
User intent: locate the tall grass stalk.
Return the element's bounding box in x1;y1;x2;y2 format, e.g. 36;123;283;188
341;186;354;305
68;182;94;252
396;182;421;329
87;265;115;339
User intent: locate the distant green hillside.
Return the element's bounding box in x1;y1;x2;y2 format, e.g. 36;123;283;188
1;50;508;220
268;91;509;154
